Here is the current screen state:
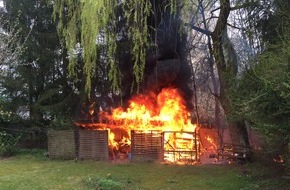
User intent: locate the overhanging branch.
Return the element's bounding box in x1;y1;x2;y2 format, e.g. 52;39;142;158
185;23;212;36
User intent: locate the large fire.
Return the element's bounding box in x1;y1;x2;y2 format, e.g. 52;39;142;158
76;87;198;163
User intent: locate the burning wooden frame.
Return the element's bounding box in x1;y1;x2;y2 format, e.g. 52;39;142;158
73;127;201;164
130;130;200;164
69;87;213;163
163;131;199;164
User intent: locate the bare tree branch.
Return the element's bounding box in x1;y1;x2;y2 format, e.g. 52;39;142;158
211;6;221;14
185;23;212;36
227;23;242;30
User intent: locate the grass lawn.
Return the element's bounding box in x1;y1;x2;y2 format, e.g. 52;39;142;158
0;150;288;190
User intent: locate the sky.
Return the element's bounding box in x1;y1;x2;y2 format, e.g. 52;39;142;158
0;1;3;7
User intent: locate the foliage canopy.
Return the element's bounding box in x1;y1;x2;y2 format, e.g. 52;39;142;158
236;0;290;159
52;0;180;95
49;0;199;131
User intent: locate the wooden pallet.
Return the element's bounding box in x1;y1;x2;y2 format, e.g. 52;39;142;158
78;129;108;161
131;130;163;161
47;129;76;159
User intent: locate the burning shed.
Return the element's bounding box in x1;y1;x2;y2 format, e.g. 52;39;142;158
75;87;201;164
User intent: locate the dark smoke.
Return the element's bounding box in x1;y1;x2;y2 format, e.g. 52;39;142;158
117;1;193;110
147;59;180;91
144;12;193;110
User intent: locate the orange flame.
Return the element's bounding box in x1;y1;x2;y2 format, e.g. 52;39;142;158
206;135;217;149
76;88;197;162
108;88;195;131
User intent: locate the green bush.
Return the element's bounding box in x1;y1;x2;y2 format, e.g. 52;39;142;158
0;131;21;156
97;178;123;190
48;116;74;130
84;175;124;190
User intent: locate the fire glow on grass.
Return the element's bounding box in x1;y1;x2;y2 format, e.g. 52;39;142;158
76;88;197;162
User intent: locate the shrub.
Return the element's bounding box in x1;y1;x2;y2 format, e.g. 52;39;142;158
97;178;123;190
84;175;124;190
0;131;21;156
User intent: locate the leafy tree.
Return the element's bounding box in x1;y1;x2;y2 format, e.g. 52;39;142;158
0;0;78;127
0;3;24;123
237;0;290;171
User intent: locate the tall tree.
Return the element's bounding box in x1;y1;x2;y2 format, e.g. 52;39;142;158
210;0;251;147
1;0;78;126
237;0;290;172
188;0;257;147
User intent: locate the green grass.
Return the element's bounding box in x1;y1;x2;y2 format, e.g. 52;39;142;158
0;150;288;190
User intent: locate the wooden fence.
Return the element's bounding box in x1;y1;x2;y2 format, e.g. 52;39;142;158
47;129;76;159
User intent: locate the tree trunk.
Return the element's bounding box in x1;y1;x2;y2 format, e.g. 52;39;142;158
211;0;250;147
198;0;223;148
